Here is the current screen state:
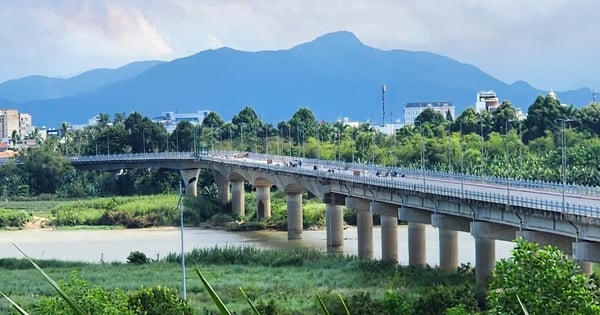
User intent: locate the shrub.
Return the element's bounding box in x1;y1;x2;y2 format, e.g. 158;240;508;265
35;271;133;315
412;283;478;315
0;208;30;227
127;251;149;264
128;285;192;315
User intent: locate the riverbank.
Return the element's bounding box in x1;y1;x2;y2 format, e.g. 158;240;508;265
0;246;480;314
1;225;516;265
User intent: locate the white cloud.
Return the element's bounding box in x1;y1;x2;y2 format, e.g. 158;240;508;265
0;0;598;90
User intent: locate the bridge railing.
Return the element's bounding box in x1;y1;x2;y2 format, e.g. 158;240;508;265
239;151;600;197
203;152;600;218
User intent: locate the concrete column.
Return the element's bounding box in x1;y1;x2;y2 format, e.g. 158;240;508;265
474;238;495;287
439;229;458;271
381;215;398;262
408;222;426;267
255;185;271;219
287;192;303;240
572;241;600;276
179;169;200;197
578;261;593;276
231;180;245;217
432;214;468;272
356;210;373;259
326;203;344;250
212;170;230;205
346;197;373;259
470;222;514;290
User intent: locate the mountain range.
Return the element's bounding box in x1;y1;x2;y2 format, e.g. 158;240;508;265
0;31;594;128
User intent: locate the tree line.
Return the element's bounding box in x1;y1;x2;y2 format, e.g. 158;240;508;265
1;94;599;198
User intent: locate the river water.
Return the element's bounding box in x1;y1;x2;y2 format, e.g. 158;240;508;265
0;226;515;266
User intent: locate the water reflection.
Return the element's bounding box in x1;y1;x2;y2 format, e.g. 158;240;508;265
1;225;515;266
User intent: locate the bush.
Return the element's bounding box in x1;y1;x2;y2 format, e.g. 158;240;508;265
128;285;192;315
0;208;30;227
35;271;133;315
412;284;478;315
127;251;149;264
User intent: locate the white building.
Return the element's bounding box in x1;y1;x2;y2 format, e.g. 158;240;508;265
153;110;211;132
403;102;454;125
475;91;500;113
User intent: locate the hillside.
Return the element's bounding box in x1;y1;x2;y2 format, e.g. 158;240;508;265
0;60;163;103
14;31;593;127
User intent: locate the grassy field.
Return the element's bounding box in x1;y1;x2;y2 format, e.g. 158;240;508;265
0;247;477;314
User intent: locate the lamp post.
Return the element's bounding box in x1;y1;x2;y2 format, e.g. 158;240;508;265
178;176;197;300
505;119;516;204
479;119;485;171
460;123;464;198
560;118;574;213
415;120;425;187
447;124;452;172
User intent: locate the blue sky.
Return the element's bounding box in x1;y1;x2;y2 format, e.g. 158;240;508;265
1;0;598;91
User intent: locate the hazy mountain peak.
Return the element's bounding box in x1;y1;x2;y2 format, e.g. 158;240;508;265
292;31;366;50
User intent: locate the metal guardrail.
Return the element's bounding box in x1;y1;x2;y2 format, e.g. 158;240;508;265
200;152;600;218
5;150;594;216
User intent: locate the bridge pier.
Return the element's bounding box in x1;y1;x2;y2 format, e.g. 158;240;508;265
399;207;431;267
518;230;592;275
408;222;426;267
432;214;470;271
255;185;271;219
326;203;344;250
212;170;230;205
371;202;398;263
572;241;598;275
287;192;303;240
346;197;372;259
471;222;516;291
231;180;245;217
179;169;200;197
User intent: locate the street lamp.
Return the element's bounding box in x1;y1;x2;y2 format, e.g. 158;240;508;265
478;119;485;171
178;176;197;300
415;120;425;187
505;119;517;204
560;118;574;213
447;124;452;172
460;123;464;198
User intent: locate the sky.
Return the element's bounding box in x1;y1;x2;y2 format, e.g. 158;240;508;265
1;0;598;91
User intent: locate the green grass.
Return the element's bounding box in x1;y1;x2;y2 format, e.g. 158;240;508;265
0;248;476;314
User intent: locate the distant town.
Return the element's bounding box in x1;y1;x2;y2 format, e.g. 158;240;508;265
0;89;572;156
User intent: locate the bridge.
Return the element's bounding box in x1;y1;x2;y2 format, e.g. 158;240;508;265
69;151;600;285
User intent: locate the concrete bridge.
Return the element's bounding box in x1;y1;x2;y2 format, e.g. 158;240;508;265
70;151;600;285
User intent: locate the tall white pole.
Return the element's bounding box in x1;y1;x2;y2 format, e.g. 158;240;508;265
179;176;197;300
179;180;186;300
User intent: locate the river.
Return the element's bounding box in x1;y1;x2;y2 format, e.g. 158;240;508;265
0;226;515;266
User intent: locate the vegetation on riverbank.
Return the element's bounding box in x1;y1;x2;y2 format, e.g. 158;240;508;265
3;241;599;314
0;247;479;314
0;193;339;231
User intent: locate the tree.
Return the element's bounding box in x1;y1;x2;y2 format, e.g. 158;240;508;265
575;102;600;136
415;107;445;126
522;95;573;143
201;112;224;128
488;238;600;315
21;146;73;194
491;101;517;134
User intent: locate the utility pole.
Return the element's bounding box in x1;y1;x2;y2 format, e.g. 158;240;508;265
381;84;386;127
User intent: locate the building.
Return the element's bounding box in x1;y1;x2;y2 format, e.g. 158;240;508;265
0;109;32;140
153;110;211;133
403;102;455;125
475;90;500;113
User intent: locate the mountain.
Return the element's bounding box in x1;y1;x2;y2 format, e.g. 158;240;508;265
0;60;163;103
15;31;594;127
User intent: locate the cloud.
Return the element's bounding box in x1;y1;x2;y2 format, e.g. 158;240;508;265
0;1;173;80
0;0;598;90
